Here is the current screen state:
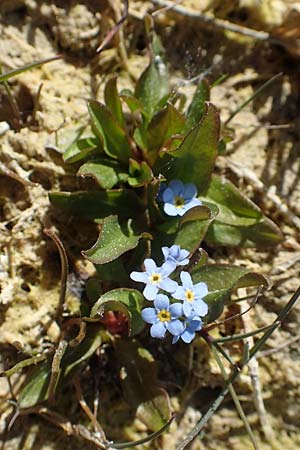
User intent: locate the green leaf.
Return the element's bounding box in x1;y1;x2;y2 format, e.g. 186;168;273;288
104;76;125;127
205;175;262;222
77;158;128;189
174;205;218;253
135;58;169;119
244;218;283;247
146;104;185;165
120;94;147;118
115;339;171;431
95;259;129;283
18;326;102;408
87;100;132;162
82;216;141;264
202;176;283;247
17;361;52;409
0;55;61;82
90;288;144;336
166;103;220;193
49;189;144;220
185;78;210;130
128;159;153;187
206;223;244;247
63;137;101;163
192;265;269;322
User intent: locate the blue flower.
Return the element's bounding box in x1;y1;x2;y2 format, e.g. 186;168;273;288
173;271;209;317
162;245;189;270
172;314;203;344
162;180;202;216
142;294;184;339
130;258;178;300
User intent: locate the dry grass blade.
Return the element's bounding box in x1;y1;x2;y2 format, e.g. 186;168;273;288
97;0;128;53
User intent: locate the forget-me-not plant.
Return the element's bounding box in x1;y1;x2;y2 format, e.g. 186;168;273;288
130;258;178;300
162;244;190;269
172;314;203;344
173;271;208;317
160;180;202;216
141;294;184;339
130;245;209;344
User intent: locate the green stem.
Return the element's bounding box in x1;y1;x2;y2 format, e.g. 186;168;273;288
213;323;275;343
225;72;282;125
210;344;259;450
0;354;48;377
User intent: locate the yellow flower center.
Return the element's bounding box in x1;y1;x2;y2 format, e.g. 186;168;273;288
174;196;184;208
185;289;195;302
149;273;161;284
157;309;171;322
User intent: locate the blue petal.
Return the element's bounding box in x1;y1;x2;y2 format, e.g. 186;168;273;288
161;260;176;276
163;258;177;272
162;187;175;203
169;180;184;196
130;271;148;283
169;245;180;258
167;319;185;336
194;282;208;298
177;258;189;266
144;258;157;272
183;183;197;200
160;278;178;293
173;286;185;300
172;335;180;344
143;283;158;300
180;271;192;288
193;299;208;316
161;246;169;260
150;321;167;338
187;318;202;332
179;249;190;260
176;206;187;216
164;203;179;216
154;294;169;310
183;301;192;317
169;302;183;318
181;329;196;343
185;198;202;211
141;308;157;324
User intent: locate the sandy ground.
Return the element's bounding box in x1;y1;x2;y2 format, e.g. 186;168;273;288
0;1;300;449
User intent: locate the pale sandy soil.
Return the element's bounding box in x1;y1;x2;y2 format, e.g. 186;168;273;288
0;1;300;449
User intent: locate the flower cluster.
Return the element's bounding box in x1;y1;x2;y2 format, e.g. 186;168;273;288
130;245;208;344
158;180;202;217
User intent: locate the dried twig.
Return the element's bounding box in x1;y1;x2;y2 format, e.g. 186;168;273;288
97;0;128;53
43;229;69;322
240;291;274;441
73;376;106;441
151;0;272;41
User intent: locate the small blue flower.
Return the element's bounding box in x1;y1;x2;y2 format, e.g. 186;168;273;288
173;271;209;317
172;314;203;344
162;245;189;270
130;258;178;300
162;180;202;216
142;294;184;339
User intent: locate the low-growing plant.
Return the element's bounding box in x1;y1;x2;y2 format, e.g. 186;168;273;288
4;29;298;450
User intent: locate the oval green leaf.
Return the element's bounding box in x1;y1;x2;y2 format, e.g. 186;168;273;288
82;216;141;264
